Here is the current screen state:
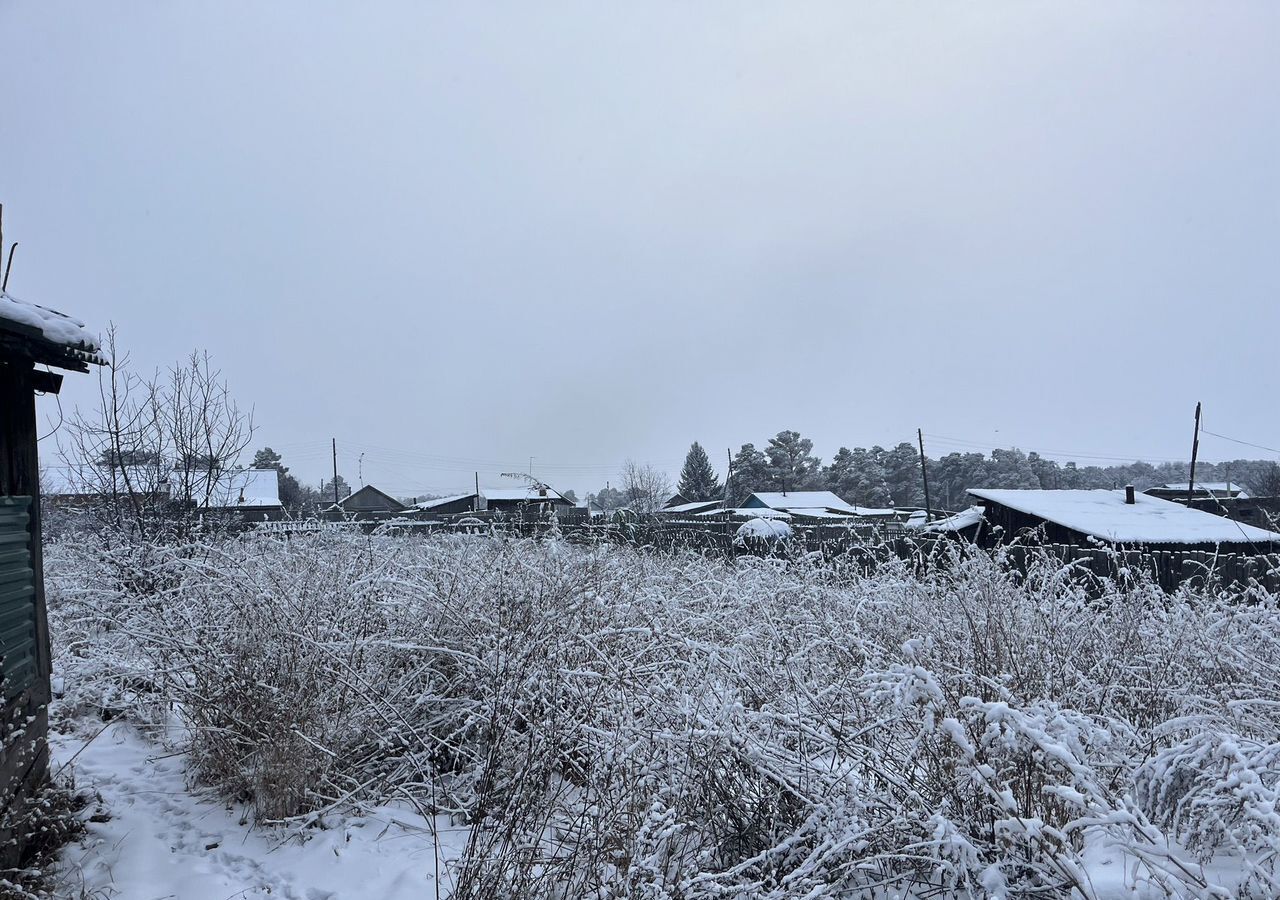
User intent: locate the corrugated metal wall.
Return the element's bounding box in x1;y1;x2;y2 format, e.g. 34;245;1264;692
0;498;36;699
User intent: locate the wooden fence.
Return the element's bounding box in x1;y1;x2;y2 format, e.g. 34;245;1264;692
252;511;1280;595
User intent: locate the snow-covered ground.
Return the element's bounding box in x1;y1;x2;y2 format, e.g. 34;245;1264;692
42;533;1275;898
48;721;1238;900
51;723;467;899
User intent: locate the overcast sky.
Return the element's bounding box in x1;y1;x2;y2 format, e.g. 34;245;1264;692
3;2;1277;497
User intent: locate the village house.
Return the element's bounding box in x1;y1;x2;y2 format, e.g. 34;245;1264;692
194;468;284;522
330;484;408;518
412;484;574;518
741;490;900;522
482;485;573;514
0;287;103;861
967;487;1280;552
413;493;482;516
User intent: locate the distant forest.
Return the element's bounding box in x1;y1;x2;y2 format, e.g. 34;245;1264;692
666;431;1280;512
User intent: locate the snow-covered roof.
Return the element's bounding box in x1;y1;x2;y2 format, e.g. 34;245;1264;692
0;289;99;353
747;491;855;512
200;468;281;508
745;491;897;517
482;487;570;503
663;500;723;515
917;506;986;534
414;493;476;510
968;489;1280;546
783;507;860;520
1152;482;1251;497
698;507;792;520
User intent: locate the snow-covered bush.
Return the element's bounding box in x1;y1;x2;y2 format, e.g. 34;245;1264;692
44;530;1280;897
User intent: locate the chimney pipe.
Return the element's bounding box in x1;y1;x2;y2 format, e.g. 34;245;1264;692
1125;485;1136;504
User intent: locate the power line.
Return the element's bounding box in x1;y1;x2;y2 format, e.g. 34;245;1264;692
1199;428;1280;457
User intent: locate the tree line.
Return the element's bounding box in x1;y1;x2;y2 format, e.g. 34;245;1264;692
656;431;1280;512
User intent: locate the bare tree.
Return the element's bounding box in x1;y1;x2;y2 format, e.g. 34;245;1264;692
620;460;672;515
60;329;254;538
165;351;254;511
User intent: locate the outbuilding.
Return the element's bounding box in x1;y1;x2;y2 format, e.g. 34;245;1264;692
968;487;1280;552
0;287;103;860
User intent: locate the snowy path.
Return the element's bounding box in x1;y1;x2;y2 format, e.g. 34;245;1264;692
47;723;1244;899
52;723;468;900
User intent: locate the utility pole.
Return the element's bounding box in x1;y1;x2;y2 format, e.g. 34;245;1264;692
723;448;733;510
1187;401;1202;506
474;471;479;512
918;428;932;522
332;438;339;505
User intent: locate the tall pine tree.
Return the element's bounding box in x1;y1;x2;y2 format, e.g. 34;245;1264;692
677;442;722;502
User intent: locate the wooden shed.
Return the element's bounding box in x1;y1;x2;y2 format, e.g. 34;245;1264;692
0;288;103;860
967;488;1280;553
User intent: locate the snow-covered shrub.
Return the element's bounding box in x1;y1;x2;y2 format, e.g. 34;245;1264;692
43;529;1280;898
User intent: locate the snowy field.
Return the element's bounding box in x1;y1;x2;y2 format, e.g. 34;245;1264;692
42;531;1280;898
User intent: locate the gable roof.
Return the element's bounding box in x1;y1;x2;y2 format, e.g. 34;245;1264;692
746;491;856;512
0;288;105;371
337;484;407;512
968;488;1280;546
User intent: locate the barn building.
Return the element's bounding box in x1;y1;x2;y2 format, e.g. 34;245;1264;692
0;288;103;861
967;487;1280;552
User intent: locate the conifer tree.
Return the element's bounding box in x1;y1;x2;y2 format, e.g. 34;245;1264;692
677;442;722;502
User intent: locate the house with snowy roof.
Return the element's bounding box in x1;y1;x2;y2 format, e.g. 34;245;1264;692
482;485;573;514
741;491;899;521
330;485;408;518
1144;482;1251;502
410;484;574;518
1;286;104;862
188;468;283;522
414;493;482;516
967;487;1280;552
